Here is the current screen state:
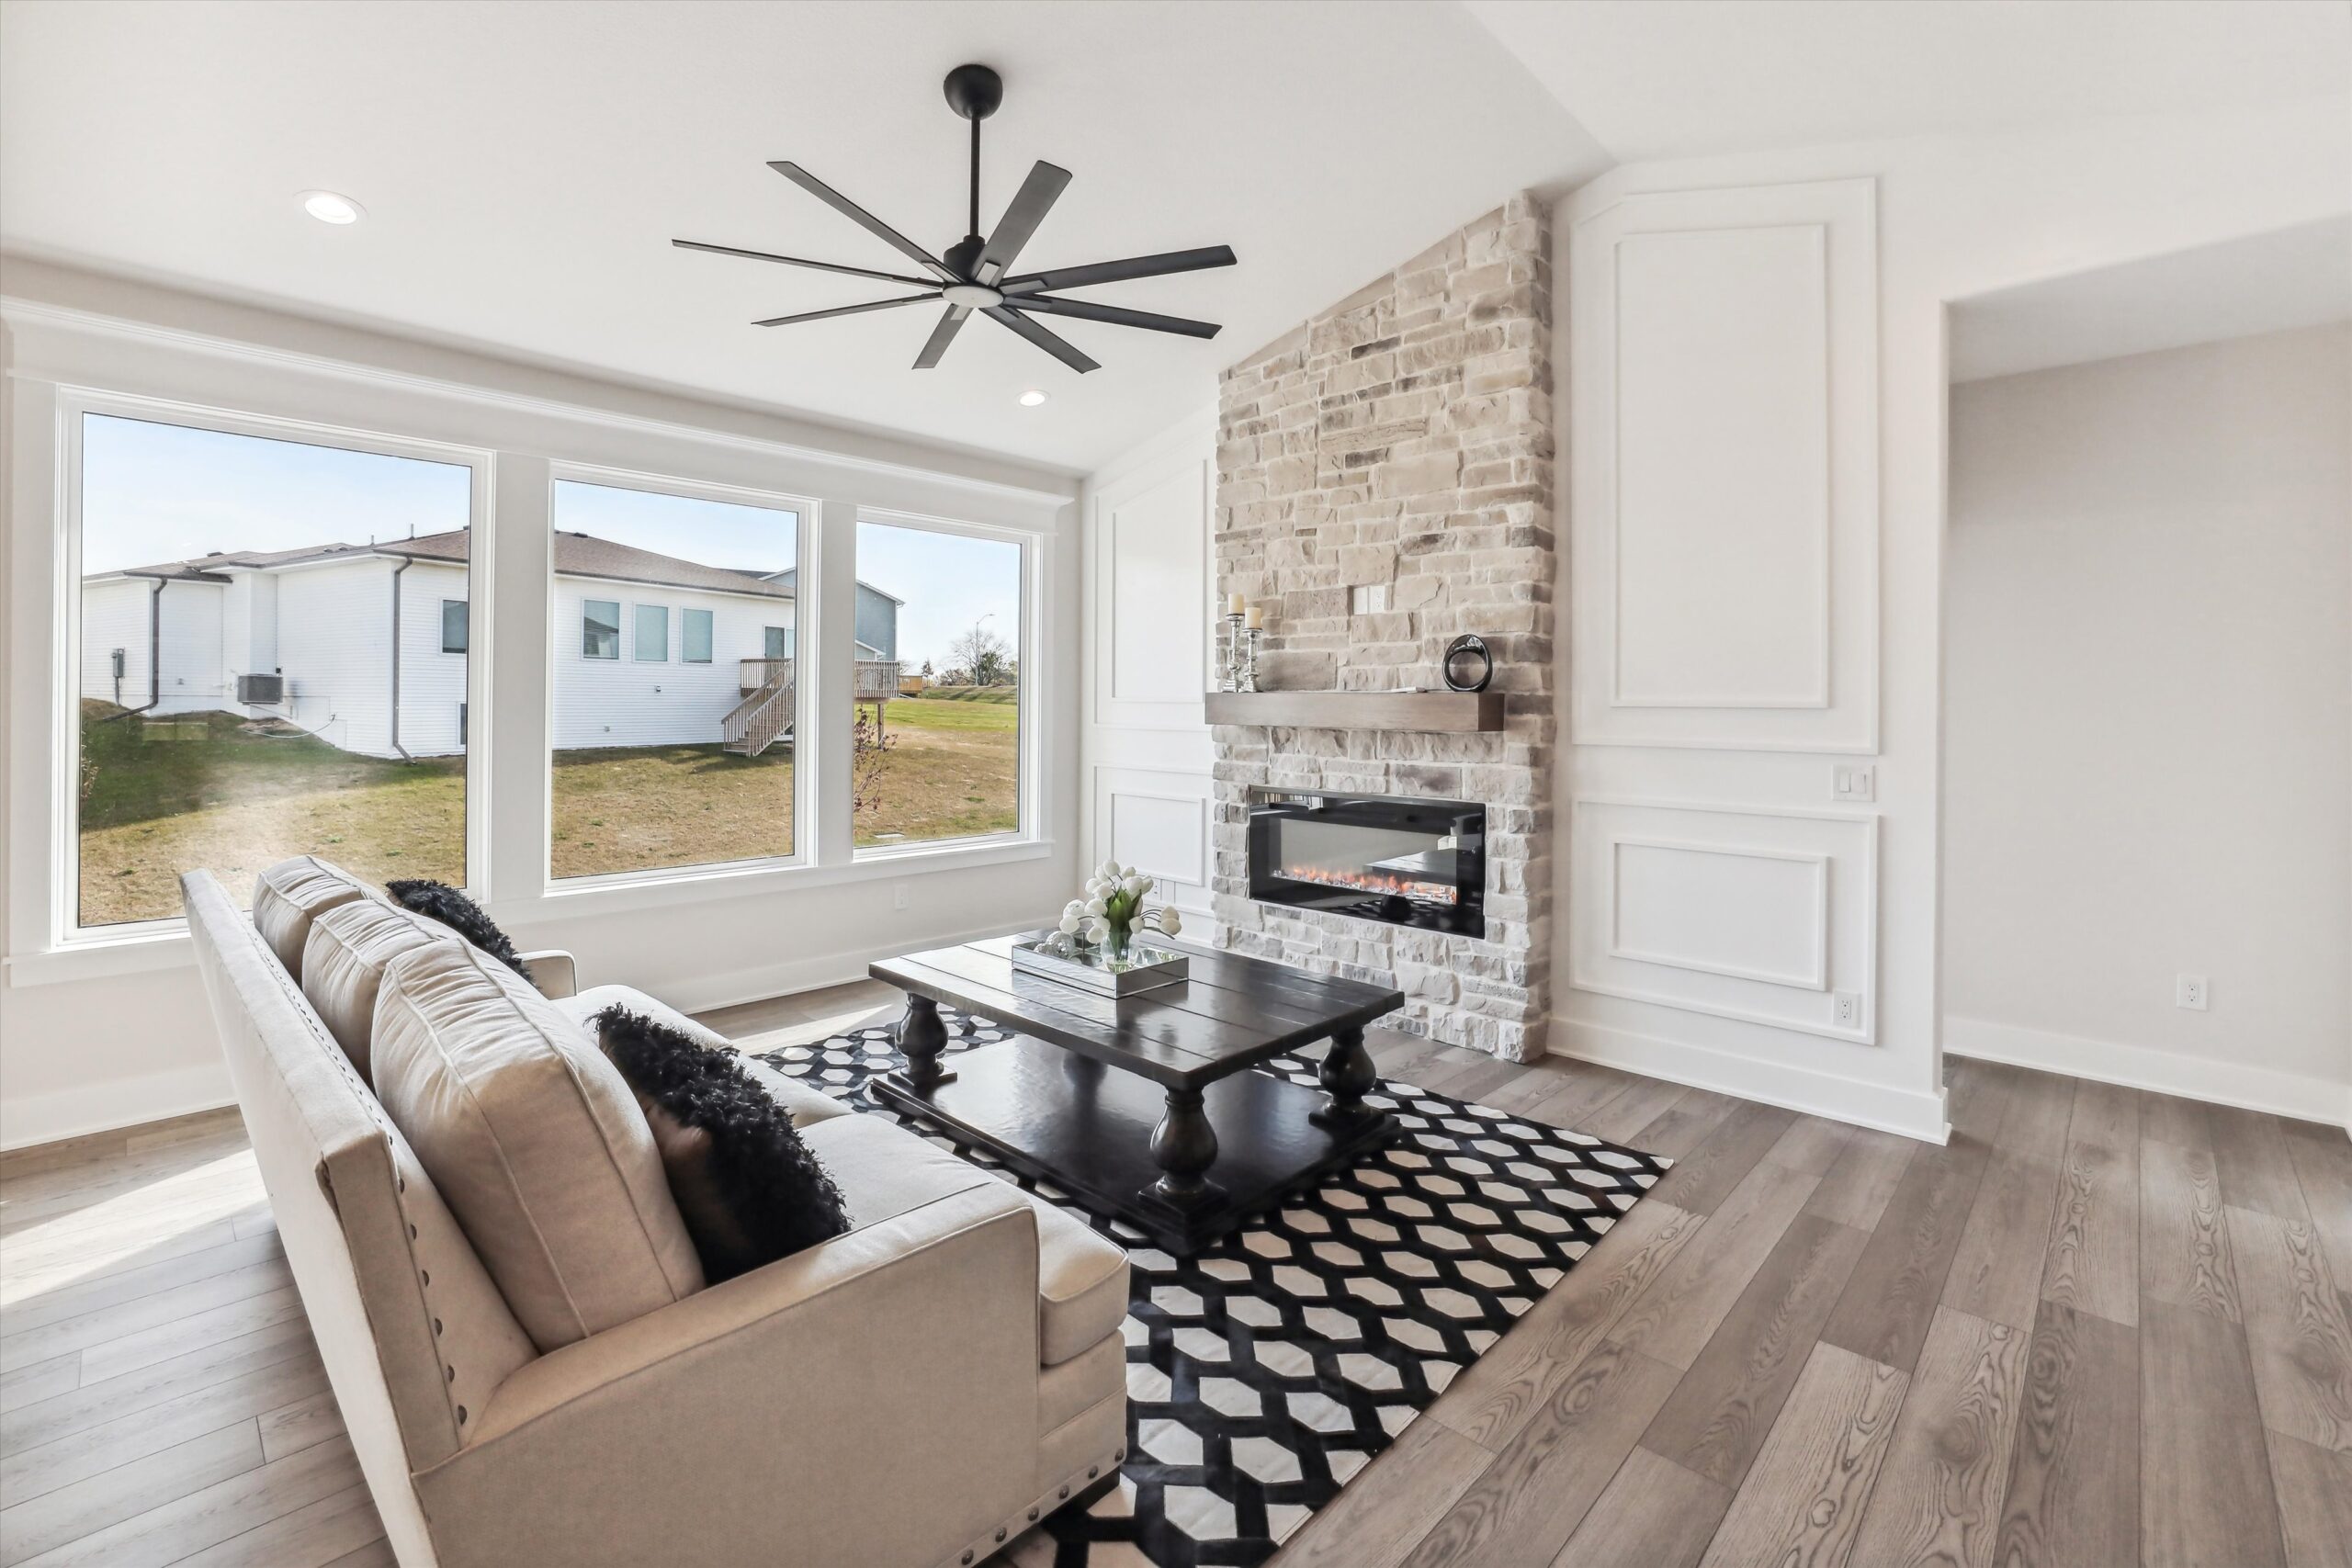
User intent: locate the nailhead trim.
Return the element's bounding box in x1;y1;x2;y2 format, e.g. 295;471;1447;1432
994;1528;1006;1543
457;1405;467;1424
445;1365;455;1383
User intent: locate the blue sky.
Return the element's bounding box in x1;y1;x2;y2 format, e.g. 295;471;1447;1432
83;413;1021;672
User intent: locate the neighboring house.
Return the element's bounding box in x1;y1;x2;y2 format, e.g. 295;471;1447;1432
765;568;902;661
79;530;898;758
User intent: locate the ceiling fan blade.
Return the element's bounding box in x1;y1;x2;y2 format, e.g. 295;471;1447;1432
975;161;1071;286
984;306;1100;373
913;304;972;369
753;292;939;328
768;161;956;282
1011;293;1222;339
672;239;940;289
999;244;1237;297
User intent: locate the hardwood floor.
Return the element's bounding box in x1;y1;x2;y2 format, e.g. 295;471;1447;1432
3;994;2346;1568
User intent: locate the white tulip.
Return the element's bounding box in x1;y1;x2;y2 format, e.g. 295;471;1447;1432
1158;908;1183;936
1083;897;1107;918
1064;897;1086;918
1084;917;1110;943
1097;859;1122;881
1057;913;1082;935
1123;874;1152;898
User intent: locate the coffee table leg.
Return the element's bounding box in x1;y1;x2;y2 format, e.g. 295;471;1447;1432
1316;1025;1379;1125
896;994;952;1095
1148;1087;1218;1206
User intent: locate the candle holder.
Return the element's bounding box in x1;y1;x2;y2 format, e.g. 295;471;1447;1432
1238;625;1262;691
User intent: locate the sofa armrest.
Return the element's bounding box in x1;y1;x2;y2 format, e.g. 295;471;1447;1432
514;949;576;999
415;1183;1044;1568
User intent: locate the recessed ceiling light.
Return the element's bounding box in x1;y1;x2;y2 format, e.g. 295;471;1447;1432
1018;389;1047;407
300;191;365;225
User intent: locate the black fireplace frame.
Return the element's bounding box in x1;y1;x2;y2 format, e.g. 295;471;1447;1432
1246;785;1487;938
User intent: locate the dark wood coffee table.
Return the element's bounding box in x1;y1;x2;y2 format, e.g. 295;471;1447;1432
867;933;1407;1255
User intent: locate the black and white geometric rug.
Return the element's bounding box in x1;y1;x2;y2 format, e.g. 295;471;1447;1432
754;1010;1670;1568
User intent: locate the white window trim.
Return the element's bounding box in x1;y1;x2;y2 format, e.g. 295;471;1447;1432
45;388;494;951
547;460;818;886
852;505;1046;861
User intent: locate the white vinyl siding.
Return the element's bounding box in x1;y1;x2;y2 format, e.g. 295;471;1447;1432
633;604;668;661
394;561;469;757
553;578;791;750
273;558;397;755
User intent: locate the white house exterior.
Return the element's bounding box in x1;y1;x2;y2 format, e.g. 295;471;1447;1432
80;530;896;758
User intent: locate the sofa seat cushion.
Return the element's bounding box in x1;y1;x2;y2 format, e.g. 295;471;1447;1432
799;1114;1129;1366
551;986;854;1131
253;856;374;976
301;899;463;1084
373;942;705;1352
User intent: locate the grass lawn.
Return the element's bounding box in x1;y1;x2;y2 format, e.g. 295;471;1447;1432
76;693;1017;925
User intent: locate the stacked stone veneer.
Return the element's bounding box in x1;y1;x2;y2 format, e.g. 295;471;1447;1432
1211;194;1555;1063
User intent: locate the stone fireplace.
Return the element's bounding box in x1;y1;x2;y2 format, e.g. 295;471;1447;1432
1209;195;1555;1062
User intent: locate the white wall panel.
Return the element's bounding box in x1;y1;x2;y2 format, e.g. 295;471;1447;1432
1572;178;1878;752
1092;766;1214;916
1571;798;1874;1042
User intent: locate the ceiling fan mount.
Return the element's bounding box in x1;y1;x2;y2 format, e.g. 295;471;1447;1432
674;62;1237;374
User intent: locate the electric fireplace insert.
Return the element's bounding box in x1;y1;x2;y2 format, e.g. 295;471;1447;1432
1246;786;1486;937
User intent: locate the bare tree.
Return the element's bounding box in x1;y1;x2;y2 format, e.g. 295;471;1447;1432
944;620;1013;686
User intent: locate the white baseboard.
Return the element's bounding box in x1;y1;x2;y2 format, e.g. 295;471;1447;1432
0;1064;238;1153
0;914;1054;1155
1943;1014;2352;1135
1549;1014;1951;1145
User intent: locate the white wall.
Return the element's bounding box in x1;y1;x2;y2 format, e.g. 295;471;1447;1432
394;559;470;757
77;577;155;707
1079;406;1218;922
2;258;1081;1149
1552;95;2349;1141
551;578;789;751
275;556;399;756
1943;324;2351;1122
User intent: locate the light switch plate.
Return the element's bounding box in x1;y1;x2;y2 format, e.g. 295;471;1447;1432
1833;765;1875;803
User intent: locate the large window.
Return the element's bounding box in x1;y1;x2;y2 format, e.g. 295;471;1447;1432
550;478;801;879
74;412;473;927
853;519;1023;850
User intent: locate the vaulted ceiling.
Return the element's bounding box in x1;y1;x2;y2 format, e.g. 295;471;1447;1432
3;1;2344;474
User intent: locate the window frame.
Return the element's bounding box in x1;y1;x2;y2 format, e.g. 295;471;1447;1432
631;603;669;662
546;463;814;888
581;599;620;660
682;607;714;664
441;597;468;654
50;389;493;947
850;506;1041;862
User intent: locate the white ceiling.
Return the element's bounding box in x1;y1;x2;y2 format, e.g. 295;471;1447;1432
1466;0;2351;161
5;3;2346;475
0;0;1606;476
1950;215;2352;382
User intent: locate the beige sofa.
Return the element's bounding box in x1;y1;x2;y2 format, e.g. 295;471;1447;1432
183;864;1128;1568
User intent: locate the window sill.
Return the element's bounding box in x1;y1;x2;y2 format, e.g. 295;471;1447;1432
7;927;196;988
520;834;1055;922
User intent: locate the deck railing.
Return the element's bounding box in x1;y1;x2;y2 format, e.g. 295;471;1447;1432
738;658;902;702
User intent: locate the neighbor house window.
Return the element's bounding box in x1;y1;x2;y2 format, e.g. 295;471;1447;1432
764;626;791;660
852;518;1023;851
550;477;801;879
582;600;619;659
73;410;473;929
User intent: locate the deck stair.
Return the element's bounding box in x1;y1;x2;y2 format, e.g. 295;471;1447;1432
722;661;794;757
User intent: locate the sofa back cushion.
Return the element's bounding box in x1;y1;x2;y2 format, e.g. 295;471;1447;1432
303;900;463;1086
254;856;373;976
372;942;705;1351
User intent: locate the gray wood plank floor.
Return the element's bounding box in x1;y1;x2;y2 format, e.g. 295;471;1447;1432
4;984;2346;1568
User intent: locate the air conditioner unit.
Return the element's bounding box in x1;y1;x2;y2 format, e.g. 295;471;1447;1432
237;673;285;705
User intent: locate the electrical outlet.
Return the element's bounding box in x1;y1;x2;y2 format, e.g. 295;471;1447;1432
1833;765;1876;803
892;881;910;912
1833;991;1860;1027
2176;973;2208;1010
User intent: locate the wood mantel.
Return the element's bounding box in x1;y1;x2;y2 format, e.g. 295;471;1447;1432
1203;688;1506;732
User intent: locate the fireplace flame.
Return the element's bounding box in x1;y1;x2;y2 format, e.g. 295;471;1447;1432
1279;863;1460;906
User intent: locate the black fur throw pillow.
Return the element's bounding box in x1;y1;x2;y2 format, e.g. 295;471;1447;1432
383;879;528;977
592;1006;851;1281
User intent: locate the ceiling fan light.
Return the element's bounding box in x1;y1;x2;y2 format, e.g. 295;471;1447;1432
300;190;365;225
1019;389;1047;407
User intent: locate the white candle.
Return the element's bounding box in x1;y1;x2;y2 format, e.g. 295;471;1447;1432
1227;592;1245;615
1245;606;1264;629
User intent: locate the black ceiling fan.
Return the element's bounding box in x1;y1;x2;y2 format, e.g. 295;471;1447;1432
674;63;1237;374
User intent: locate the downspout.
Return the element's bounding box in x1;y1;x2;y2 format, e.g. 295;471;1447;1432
389;558;413;761
100;576;168;722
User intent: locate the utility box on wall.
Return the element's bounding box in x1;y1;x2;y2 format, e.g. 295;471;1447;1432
236;672;284;705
